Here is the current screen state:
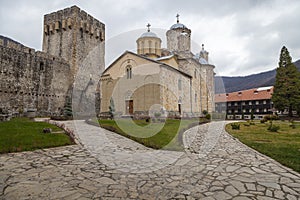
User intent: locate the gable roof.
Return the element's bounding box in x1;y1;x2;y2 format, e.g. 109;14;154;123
102;51;192;78
215;86;273;103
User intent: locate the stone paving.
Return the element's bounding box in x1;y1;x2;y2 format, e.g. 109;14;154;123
0;120;300;199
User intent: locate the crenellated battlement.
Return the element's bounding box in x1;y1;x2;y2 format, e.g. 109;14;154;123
0;38;34;54
43;5;104;41
0;38;67;63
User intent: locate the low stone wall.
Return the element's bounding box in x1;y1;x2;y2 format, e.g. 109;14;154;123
44;119;80;145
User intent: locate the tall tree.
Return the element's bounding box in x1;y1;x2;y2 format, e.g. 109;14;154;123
63;96;73;117
272;46;300;117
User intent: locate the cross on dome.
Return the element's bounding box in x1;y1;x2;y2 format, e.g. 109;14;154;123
176;14;180;23
147;23;151;32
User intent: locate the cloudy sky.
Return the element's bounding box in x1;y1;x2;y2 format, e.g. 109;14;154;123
0;0;299;76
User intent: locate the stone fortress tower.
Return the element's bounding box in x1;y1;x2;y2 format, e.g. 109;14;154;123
43;6;105;117
0;5;105;117
42;5;105;82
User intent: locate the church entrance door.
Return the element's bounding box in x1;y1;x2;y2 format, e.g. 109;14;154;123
126;100;133;115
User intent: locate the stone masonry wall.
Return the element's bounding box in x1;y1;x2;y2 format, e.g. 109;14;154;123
0;38;71;116
160;66;191;114
177;58;215;114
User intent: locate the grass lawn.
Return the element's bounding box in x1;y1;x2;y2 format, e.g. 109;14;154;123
0;117;73;153
226;120;300;173
98;118;209;151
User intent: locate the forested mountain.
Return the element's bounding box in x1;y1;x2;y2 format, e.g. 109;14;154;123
215;59;300;94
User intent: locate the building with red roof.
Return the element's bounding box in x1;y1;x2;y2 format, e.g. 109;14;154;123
215;86;274;119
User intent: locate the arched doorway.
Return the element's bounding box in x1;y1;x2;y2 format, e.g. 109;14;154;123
125;90;133;115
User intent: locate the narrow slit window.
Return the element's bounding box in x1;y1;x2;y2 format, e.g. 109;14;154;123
126;66;132;79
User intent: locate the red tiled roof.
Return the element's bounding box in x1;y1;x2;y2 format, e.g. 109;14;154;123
215;86;273;102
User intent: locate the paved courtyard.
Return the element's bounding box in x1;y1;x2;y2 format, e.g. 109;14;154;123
0;120;300;199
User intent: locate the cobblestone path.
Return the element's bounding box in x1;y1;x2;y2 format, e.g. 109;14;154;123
0;121;299;199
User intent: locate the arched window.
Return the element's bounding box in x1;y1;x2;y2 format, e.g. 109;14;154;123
178;79;182;90
141;41;144;54
148;40;152;53
126;66;132;79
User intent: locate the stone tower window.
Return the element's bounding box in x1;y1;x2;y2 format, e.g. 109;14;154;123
126;66;132;79
80;28;84;38
39;62;44;71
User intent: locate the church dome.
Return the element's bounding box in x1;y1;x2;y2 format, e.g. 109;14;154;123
193;53;208;64
170;23;188;30
200;48;208;54
170;14;188;30
193;44;209;64
139;31;158;38
199;57;208;64
136;23;162;58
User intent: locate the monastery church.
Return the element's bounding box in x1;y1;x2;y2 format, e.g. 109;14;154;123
100;16;215;118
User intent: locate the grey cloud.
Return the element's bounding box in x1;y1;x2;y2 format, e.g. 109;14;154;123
0;0;299;76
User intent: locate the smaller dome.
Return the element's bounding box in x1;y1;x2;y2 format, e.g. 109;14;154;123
139;23;160;39
200;49;208;54
200;44;208;54
139;31;158;38
170;23;187;30
199;57;208;64
193;53;200;59
193;53;208;64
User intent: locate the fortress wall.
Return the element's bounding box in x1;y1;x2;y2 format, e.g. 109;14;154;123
0;39;71;115
0;5;106;117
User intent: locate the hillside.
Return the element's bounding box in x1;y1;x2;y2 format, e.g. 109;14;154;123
215;59;300;94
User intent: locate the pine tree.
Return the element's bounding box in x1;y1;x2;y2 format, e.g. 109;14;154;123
272;46;300;117
63;96;73;117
